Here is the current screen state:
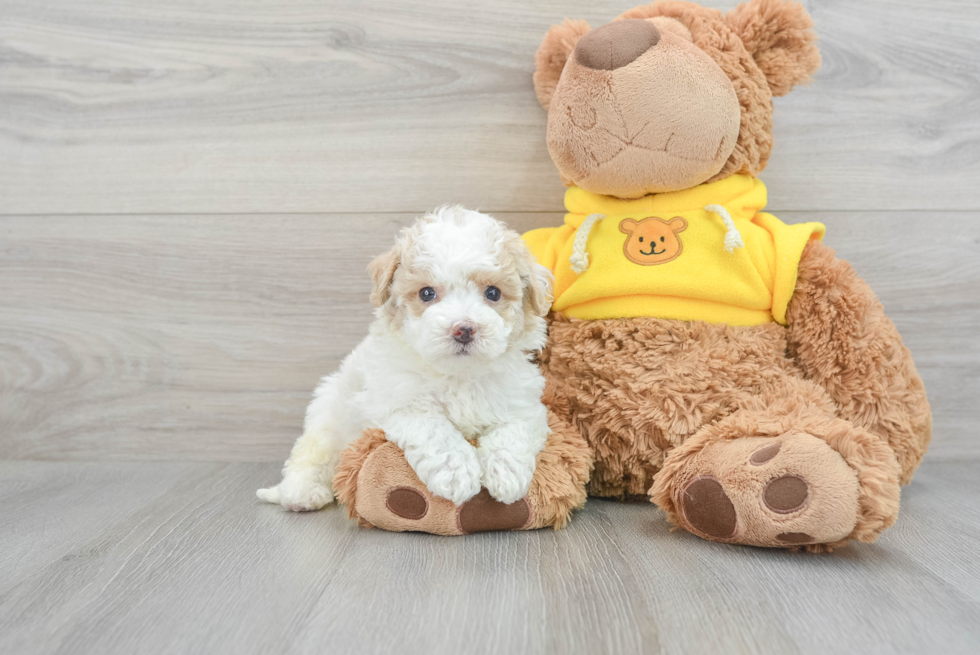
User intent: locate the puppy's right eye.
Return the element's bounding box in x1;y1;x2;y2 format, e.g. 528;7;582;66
419;287;437;302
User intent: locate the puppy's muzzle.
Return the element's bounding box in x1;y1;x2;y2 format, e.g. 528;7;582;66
452;321;478;345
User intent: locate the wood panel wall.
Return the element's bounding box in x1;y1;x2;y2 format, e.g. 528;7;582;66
2;0;978;461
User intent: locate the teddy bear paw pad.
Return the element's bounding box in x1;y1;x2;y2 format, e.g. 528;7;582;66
457;489;531;534
385;486;429;520
763;475;809;513
680;476;737;540
749;442;781;465
777;532;815;544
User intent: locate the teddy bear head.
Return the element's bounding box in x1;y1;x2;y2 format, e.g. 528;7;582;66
533;0;820;199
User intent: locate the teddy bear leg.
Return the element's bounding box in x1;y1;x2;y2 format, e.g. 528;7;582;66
651;407;902;551
787;239;932;484
332;409;591;535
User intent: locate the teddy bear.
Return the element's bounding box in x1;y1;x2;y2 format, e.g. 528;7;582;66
333;0;932;550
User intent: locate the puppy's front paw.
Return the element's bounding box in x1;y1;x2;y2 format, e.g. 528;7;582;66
418;443;482;506
478;448;534;505
258;471;334;512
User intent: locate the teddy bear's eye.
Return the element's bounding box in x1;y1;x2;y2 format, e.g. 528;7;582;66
660;236;665;242
639;237;644;243
419;287;437;302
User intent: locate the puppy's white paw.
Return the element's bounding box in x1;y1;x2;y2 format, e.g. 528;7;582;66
256;486;282;504
478;447;534;505
259;472;333;512
418;443;482;506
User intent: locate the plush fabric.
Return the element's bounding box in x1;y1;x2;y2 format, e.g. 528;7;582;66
656;429;864;549
650;405;902;552
533;19;592;110
517;0;930;549
575;19;662;70
532;0;822;197
537;239;926;548
615;2;782;185
333;381;594;533
543;16;742;197
725;0;821;97
523;174;824;324
786;241;933;484
336;0;930;548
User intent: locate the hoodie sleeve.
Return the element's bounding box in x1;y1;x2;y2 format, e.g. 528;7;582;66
753;212;826;325
522;227;563;272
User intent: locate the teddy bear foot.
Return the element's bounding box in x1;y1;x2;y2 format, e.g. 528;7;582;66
336;436;534;535
675;432;859;548
368;440;535;535
332;425;591;535
383;484;532;535
653;421;901;550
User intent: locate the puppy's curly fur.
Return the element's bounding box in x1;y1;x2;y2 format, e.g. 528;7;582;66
257;206;554;510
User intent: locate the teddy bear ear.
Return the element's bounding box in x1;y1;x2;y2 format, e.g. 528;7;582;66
726;0;821;97
533;19;591;109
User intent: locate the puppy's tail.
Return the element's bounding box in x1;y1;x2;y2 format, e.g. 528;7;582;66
256;485;281;504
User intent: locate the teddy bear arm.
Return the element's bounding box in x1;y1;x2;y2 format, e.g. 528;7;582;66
785;240;932;483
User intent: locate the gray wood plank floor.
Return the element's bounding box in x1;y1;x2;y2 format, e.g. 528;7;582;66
1;460;978;655
2;0;979;653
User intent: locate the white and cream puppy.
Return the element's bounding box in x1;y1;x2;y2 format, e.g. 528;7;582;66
257;206;554;511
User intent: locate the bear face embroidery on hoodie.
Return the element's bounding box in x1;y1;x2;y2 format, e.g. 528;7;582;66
619;216;688;265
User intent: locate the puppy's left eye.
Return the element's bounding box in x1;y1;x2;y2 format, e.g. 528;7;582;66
484;286;501;302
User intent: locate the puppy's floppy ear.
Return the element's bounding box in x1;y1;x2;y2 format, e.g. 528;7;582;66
504;233;554;317
523;259;554;318
726;0;820;97
367;243;401;307
534;19;591;109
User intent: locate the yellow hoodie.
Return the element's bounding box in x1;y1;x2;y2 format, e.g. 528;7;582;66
522;175;824;326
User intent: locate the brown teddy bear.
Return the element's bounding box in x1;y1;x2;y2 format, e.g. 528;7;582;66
334;0;932;550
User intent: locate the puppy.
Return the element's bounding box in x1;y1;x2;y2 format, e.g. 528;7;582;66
257;206;554;511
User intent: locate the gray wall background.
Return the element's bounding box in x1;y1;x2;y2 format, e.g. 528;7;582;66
2;0;977;462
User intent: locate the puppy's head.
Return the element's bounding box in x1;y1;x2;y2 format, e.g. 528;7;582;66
368;206;552;371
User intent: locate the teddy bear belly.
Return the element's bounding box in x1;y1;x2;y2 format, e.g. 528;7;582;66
540;314;820;499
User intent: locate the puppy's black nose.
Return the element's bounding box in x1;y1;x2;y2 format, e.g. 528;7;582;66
452;322;477;344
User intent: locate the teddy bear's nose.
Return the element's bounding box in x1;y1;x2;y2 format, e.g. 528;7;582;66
574;19;661;71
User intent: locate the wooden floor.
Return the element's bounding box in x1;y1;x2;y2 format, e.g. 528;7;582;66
0;460;978;654
1;1;979;653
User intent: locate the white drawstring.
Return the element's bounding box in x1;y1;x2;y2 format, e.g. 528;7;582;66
569;213;604;273
704;204;744;253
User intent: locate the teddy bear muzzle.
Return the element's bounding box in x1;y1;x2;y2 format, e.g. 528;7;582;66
546;19;741;199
